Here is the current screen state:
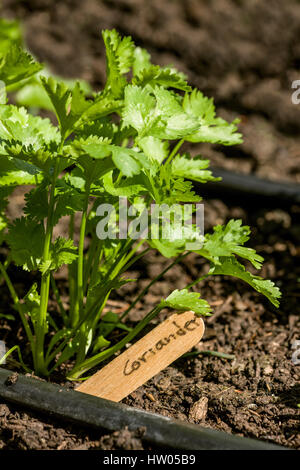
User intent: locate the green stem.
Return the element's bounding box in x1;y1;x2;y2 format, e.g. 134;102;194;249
118;247;150;281
163;139;185;189
45;282;111;368
182;350;235;360
0;345;31;372
0;258;11;284
35;161;59;376
83;236;98;295
185;274;210;289
165;138;184;166
50;274;68;325
109;240;145;280
120;252;189;321
68;213;77;327
68;305;163;379
74;183;91;324
85;243;102;312
0;261;35;359
47;242;148;371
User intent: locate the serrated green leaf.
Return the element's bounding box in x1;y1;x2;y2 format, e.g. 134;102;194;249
53;178;85;223
22;282;45;331
137;136;169;164
0;44;42;87
75;136;151;177
40;76;72;134
209;257;281;307
74;118;115;141
183;89;243;145
0;156;41;186
0;104;61;173
203;219;264;269
103;29;134;75
167;178;201;203
172;154;220;183
148;238;186;258
123;85;199;140
42;77;122;139
40;237;77;275
133;65;191;92
162;288;212;316
122;85;156;133
102;29;134;97
15;69;92;111
24;185;48;221
102;171;146;197
6;217;44;271
24;282;40;309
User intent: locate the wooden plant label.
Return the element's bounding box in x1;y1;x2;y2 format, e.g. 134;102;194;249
77;311;205;402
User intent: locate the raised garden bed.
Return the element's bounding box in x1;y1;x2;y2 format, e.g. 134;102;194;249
0;0;299;452
1;191;299;450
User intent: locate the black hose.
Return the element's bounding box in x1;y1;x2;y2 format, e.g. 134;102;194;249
0;369;287;450
195;168;300;208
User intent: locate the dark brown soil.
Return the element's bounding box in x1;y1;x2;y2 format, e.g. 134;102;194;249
0;400;149;449
0;0;299;451
2;0;300;183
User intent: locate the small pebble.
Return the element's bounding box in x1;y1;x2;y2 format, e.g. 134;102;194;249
264;365;273;376
189;397;208;422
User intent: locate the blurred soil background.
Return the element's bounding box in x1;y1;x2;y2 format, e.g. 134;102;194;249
0;0;299;450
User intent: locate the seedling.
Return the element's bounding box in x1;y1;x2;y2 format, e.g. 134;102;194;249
0;27;281;379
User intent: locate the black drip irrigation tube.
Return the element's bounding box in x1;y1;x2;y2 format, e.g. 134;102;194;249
0;369;287;450
196;168;300;208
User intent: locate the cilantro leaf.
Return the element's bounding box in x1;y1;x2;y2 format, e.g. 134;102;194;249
53;178;85;223
40;237;78;275
102;29;134;98
166;178;201;203
0;156;41;186
23;283;44;331
202;219;264;269
41;77;122;139
148;238;187;258
122;85;156;134
148;202;203;256
102;171;146;197
171;154;220;183
0;104;61;173
162;288;212;316
24;185;48;221
40;77;72;136
132;43;190;92
74;118;115;141
183;89;243;145
209;257;281;307
6;217;44;271
133;65;191;92
0;45;42;87
15;69;92;112
137;136;169;164
75;136;150;177
122;85;198;139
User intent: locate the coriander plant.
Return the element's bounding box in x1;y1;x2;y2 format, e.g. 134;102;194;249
0;25;281;379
